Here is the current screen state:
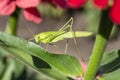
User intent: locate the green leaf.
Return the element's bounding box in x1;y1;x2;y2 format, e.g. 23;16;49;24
0;47;25;79
0;32;83;79
99;50;120;80
0;59;14;80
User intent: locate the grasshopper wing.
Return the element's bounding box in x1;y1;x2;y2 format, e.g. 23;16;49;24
52;31;92;42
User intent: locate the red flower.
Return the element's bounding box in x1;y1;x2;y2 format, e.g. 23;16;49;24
42;0;68;8
110;0;120;24
0;0;16;16
93;0;108;9
42;0;87;9
0;0;42;24
67;0;87;9
93;0;120;24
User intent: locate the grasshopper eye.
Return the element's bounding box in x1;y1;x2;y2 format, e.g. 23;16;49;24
37;36;41;41
34;36;41;43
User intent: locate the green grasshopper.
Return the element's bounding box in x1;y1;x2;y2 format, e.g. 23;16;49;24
32;17;92;61
34;18;92;44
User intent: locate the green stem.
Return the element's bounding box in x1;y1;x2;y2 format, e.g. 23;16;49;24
5;9;20;35
84;10;114;80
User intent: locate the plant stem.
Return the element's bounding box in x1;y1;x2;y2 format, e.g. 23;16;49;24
5;9;20;35
84;10;114;80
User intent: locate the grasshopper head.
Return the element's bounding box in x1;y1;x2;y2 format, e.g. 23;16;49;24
34;35;41;43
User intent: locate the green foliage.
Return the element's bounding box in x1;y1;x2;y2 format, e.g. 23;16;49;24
99;50;120;80
0;49;25;80
0;32;83;80
38;3;65;18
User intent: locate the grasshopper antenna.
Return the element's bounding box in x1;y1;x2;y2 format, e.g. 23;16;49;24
15;10;35;41
26;25;35;38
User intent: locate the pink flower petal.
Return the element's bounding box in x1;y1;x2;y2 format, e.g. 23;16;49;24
93;0;108;9
110;0;120;24
23;7;42;24
74;77;84;80
67;0;86;9
0;0;16;15
16;0;40;8
80;61;87;74
0;0;8;9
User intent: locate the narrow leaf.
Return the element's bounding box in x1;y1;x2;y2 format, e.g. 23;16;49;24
0;32;83;79
99;50;120;80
